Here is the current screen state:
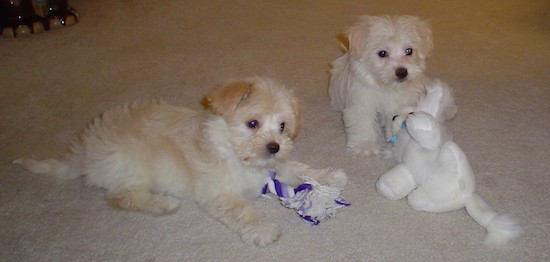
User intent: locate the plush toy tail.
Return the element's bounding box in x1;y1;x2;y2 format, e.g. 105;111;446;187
464;194;522;246
13;158;81;180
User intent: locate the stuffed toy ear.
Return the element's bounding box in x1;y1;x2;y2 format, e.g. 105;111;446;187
406;112;442;150
202;80;254;115
416;79;456;121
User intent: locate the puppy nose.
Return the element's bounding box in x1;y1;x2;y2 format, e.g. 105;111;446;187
266;142;280;154
395;67;408;79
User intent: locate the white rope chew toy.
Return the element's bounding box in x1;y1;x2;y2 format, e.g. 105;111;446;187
262;171;350;225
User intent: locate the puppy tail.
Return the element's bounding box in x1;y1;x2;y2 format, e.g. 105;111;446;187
464;194;522;246
13;157;81;180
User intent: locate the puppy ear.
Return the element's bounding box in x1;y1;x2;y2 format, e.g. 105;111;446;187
346;16;372;59
202;80;254;115
336;33;350;53
412;17;433;59
288;96;303;139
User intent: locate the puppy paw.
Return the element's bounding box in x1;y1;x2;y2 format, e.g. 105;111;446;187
107;190;181;216
325;168;348;189
304;167;348;189
150;196;181;215
240;222;281;247
443;105;458;120
347;141;380;157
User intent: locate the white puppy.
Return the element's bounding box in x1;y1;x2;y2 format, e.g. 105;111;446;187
14;76;348;247
329;15;435;156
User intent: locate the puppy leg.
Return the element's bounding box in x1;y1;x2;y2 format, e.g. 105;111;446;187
200;194;281;247
342;106;381;156
106;187;181;216
276;161;348;189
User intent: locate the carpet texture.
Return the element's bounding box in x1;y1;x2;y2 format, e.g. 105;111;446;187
1;1;549;261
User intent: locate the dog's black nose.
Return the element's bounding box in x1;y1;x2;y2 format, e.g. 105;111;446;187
395;67;408;79
266;142;280;154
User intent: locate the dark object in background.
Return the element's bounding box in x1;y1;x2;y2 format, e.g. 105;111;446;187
0;0;79;38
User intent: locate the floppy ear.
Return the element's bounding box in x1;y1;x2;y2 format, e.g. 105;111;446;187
346;16;372;59
411;17;433;59
202;80;254;115
336;33;350;53
287;96;303;139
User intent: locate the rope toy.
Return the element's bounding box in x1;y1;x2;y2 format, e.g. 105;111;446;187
262;171;350;225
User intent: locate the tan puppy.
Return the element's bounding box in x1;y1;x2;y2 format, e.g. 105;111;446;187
15;76;348;247
329;15;435;156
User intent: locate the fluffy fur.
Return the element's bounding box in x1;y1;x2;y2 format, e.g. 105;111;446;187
14;76;348;247
329;15;434;156
377;84;521;246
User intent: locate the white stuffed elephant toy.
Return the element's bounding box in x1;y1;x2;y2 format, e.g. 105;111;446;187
377;81;521;246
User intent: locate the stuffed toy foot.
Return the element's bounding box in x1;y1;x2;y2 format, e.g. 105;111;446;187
376;164;416;200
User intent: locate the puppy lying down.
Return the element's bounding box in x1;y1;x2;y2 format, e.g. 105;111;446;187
15;76;348;247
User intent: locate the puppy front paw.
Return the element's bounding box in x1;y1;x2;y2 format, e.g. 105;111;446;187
305;167;348;189
347;140;380;157
443;105;458;120
325;168;348;189
240;222;281;247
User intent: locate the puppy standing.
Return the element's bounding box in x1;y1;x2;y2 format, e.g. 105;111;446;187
329;15;434;156
15;76;347;247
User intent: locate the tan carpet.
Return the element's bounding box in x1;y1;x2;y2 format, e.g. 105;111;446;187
1;1;549;261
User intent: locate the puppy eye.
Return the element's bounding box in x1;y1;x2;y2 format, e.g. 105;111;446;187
247;120;259;129
405;48;413;56
280;122;285;132
392;115;399;121
377;50;388;58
